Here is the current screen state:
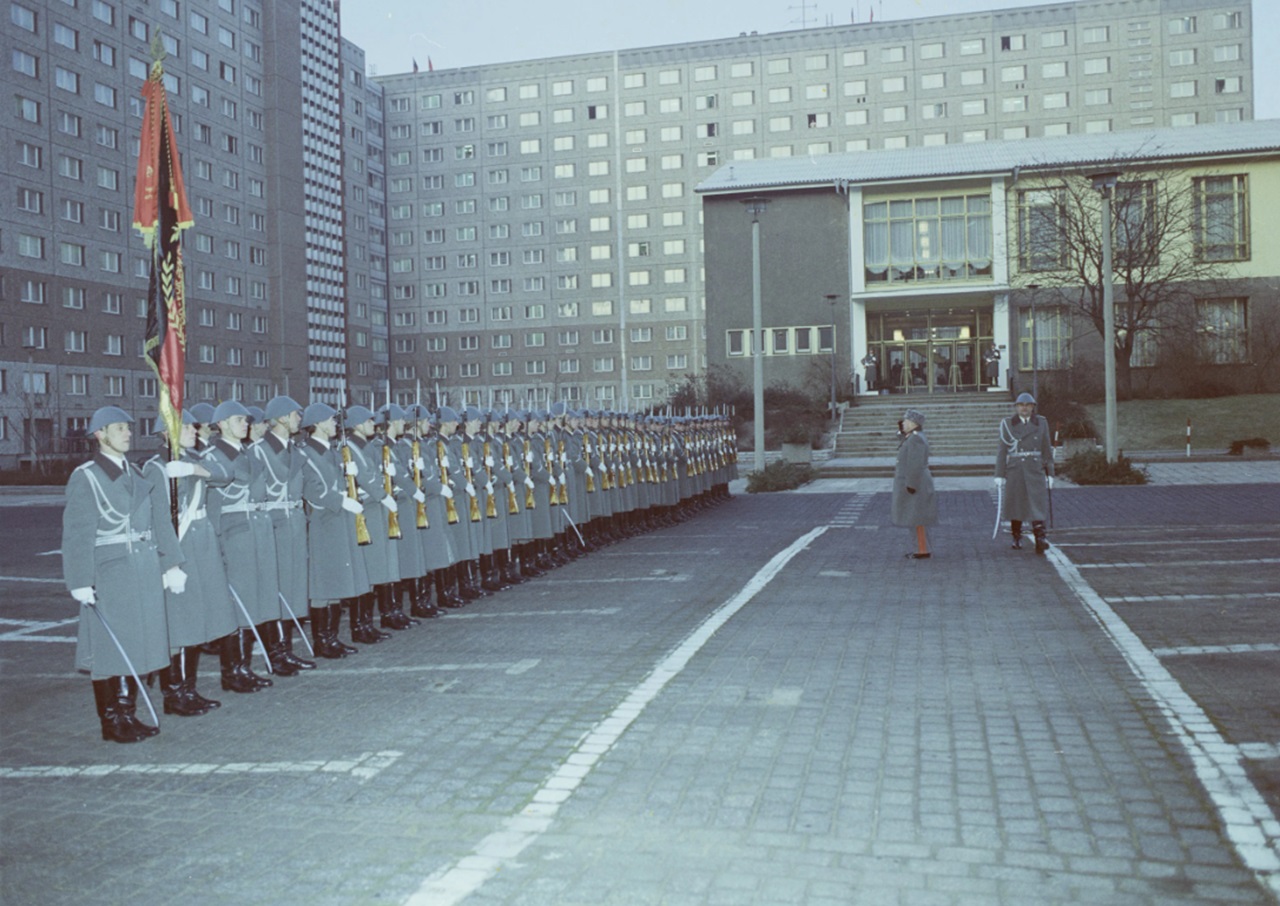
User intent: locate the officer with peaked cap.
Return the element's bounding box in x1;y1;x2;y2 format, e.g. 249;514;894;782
995;392;1055;553
251;395;315;674
297;402;368;656
62;406;186;742
343;404;401;642
204;399;278;692
142;410;237;716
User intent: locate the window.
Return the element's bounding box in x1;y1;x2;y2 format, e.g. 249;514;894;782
1017;188;1067;271
1196;298;1248;363
1019;304;1072;370
1193;175;1248;261
1168;16;1196;35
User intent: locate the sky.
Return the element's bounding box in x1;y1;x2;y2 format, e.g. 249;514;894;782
341;0;1277;119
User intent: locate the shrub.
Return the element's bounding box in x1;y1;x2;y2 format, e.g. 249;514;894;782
746;460;815;493
1227;437;1271;456
1060;450;1147;485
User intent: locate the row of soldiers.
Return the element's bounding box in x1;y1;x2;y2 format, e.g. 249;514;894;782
62;399;738;743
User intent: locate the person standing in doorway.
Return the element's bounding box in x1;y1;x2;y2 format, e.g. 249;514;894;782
892;408;936;560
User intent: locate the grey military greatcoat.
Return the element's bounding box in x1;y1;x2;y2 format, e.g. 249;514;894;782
891;431;938;527
300;436;371;604
204;437;280;626
995;415;1054;522
62;454;183;678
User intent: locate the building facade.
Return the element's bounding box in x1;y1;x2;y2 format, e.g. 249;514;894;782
0;0;387;468
698;120;1280;402
374;0;1252;410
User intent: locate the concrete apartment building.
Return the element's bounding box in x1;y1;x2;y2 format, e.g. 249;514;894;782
0;0;387;468
0;0;1254;466
374;0;1252;412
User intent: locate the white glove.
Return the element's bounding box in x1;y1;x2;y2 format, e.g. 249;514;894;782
380;496;399;513
341;496;364;514
465;482;477;497
485;481;495;496
994;477;1006;488
162;566;188;594
484;455;495;468
548;474;558;487
441;453;452;469
413;457;425;472
1046;475;1055;489
384;462;397;478
465;457;474;470
524;476;535;489
164;461;197;478
70;587;96;606
413;489;426;503
524;451;533;464
585;467;595;478
440;485;454;500
345;460;359;477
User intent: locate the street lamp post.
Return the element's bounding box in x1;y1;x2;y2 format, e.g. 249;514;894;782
825;294;839;421
1025;283;1040;401
742;196;770;472
1090;172;1120;463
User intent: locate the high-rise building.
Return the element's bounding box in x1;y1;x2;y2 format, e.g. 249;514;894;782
373;0;1252;411
0;0;386;468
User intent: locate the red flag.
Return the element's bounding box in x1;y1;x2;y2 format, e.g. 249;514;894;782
132;56;192;458
428;57;434;72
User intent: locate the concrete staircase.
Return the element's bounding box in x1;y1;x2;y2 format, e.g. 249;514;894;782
823;394;1012;477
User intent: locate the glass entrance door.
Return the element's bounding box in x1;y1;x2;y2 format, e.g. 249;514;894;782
866;308;991;394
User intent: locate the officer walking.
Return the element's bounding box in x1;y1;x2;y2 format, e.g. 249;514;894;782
995;392;1055;554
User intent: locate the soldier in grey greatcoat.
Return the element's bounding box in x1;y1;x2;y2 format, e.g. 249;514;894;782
298;402;367;657
255;395;315;674
995;392;1055;554
204;400;278;693
385;404;434;619
142;410;236;717
343;405;400;643
892;408;937;560
63;406;186;743
373;403;419;629
461;407;501;591
430;407;470;606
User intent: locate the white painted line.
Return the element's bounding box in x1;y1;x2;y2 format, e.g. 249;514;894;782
1047;546;1280;893
403;524;829;906
0;617;78;644
1077;558;1280;569
0;575;64;585
300;660;540;677
1108;593;1280;604
1057;538;1280;548
1239;744;1280;761
1154;644;1280;658
537;575;689;584
0;750;403;781
447;608;620;619
37;550;62;557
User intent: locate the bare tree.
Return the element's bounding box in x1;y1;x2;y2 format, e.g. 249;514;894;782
1014;155;1239;397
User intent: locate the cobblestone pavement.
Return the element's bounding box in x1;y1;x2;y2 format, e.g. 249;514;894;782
1;476;1277;905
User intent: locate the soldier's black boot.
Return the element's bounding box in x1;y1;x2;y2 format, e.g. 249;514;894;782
310;606;340;659
411;576;441;618
220;634;259;696
379;583;415;630
161;652;211;716
1010;520;1023;550
351;594;385;644
263;621;300;677
458;562;484;599
181;647;221;711
519;543;545;578
499;549;525;585
122;677;160;737
1033;521;1050;555
480;554;507;591
330;602;359;655
279;621;316;671
94;678;145;743
437;567;466;608
242;629;274;688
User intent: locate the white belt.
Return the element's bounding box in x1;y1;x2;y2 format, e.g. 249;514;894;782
96;530;152;547
189;507;208;521
260;500;302;511
1009;452;1041;459
220;501;260;514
